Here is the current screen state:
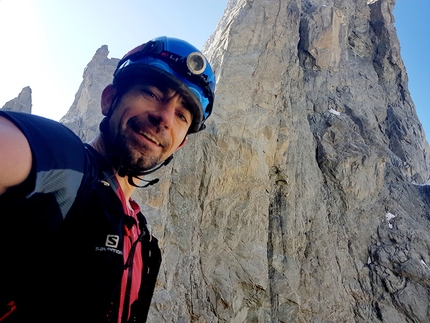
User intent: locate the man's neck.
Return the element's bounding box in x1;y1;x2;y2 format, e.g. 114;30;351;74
115;175;136;200
88;134;136;200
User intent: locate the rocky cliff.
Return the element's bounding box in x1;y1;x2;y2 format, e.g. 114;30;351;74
1;86;32;113
4;0;429;321
147;0;430;322
59;45;119;142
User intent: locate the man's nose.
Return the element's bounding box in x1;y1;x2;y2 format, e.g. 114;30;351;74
148;99;176;128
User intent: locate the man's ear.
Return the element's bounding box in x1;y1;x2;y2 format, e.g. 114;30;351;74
101;84;116;116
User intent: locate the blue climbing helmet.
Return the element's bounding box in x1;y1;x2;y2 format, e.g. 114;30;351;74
113;36;216;133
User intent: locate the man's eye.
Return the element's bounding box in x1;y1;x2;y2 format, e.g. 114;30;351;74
177;112;189;123
141;89;158;100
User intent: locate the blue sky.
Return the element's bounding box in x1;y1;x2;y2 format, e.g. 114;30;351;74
0;0;428;141
394;0;430;142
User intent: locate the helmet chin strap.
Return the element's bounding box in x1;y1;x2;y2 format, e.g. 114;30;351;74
123;155;174;188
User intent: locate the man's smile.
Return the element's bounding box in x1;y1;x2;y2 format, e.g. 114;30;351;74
128;118;168;150
139;131;161;146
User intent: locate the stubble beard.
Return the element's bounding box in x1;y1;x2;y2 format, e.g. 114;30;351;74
109;117;171;174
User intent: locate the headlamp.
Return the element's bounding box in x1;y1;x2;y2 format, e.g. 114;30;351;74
186;52;206;75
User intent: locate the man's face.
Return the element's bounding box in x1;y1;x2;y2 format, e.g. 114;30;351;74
102;80;192;172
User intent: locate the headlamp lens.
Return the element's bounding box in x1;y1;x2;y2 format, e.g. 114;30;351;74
186;52;206;75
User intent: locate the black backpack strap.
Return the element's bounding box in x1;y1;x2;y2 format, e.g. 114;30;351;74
129;212;162;323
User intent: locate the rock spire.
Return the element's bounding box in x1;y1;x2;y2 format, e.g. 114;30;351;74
1;86;32;114
142;0;430;321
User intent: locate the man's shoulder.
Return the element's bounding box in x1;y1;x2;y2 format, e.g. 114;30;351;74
0;111;80;143
0;111;86;170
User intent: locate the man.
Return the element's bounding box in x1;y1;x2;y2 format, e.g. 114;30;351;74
0;36;215;323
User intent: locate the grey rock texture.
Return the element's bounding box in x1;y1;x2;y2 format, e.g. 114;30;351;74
55;0;430;321
142;0;430;322
1;86;32;113
59;45;118;142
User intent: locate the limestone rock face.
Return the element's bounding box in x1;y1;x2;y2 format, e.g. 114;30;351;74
1;86;32;113
60;45;118;142
58;0;430;322
142;0;430;322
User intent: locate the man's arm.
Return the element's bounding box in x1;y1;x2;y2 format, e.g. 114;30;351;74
0;116;32;195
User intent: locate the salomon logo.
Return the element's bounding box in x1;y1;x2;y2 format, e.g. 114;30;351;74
106;235;119;248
